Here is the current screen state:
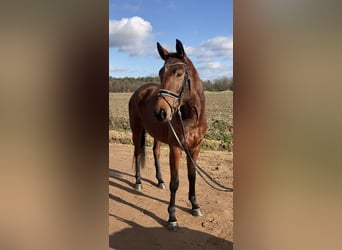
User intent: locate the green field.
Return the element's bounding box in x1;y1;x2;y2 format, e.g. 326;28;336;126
109;91;233;151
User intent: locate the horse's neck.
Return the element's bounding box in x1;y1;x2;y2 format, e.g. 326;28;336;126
183;77;205;121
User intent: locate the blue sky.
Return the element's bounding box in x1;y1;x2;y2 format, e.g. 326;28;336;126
109;0;233;80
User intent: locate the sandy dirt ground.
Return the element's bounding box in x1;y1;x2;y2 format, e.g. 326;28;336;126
109;143;233;250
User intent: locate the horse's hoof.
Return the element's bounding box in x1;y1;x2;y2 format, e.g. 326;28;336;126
157;182;166;189
191;208;203;216
167;221;179;232
134;183;142;190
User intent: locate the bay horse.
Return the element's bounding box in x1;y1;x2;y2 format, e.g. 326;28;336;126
128;39;207;231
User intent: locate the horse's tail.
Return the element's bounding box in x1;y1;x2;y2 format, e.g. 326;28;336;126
132;129;146;169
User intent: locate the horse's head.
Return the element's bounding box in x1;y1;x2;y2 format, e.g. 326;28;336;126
155;39;191;122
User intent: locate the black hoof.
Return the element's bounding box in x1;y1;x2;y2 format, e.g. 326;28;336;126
157;182;166;189
134;183;142;190
191;208;203;216
167;221;179;232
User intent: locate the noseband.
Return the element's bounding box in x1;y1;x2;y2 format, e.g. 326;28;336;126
158;62;190;113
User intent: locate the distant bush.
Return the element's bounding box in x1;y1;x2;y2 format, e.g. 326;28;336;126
109;76;159;93
202;77;233;91
109;76;233;92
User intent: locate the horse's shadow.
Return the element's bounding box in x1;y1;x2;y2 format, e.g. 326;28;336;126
109;168;163;189
109;168;233;249
109;214;233;250
109;168;192;219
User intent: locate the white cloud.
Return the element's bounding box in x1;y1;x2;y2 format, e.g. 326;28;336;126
204;61;228;71
109;66;128;73
184;36;233;79
186;36;233;60
197;61;231;80
109;16;154;56
201;36;233;53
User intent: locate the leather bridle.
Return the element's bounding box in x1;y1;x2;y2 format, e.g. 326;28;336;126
157;62;190;114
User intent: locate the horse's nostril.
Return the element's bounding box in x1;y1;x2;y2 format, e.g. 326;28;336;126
160;109;166;120
155;108;167;121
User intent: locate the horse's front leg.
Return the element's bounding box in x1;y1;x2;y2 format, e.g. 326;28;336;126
167;146;182;231
187;144;203;216
153;139;165;189
132;128;145;190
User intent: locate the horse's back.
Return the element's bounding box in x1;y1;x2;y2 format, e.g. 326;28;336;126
129;82;159;111
129;82;159;126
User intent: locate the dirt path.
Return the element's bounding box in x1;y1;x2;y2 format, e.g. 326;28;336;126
109;143;233;250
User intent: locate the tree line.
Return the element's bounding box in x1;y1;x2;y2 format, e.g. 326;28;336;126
109;76;233;93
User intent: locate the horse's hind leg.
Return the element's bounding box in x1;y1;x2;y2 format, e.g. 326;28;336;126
132;126;146;190
187;144;203;216
134;155;142;190
153;139;165;189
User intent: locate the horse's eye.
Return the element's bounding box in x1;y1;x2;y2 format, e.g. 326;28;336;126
176;71;183;77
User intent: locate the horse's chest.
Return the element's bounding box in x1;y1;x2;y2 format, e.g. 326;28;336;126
185;126;203;147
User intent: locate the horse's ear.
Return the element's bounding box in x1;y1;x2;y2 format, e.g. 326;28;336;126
176;39;185;58
157;42;168;60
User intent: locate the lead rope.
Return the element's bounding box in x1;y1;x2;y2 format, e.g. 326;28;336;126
167;108;233;192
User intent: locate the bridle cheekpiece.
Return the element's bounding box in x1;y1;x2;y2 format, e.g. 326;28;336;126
157;62;190;114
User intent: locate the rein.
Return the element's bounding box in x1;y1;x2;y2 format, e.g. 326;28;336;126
158;61;233;192
167;103;234;192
